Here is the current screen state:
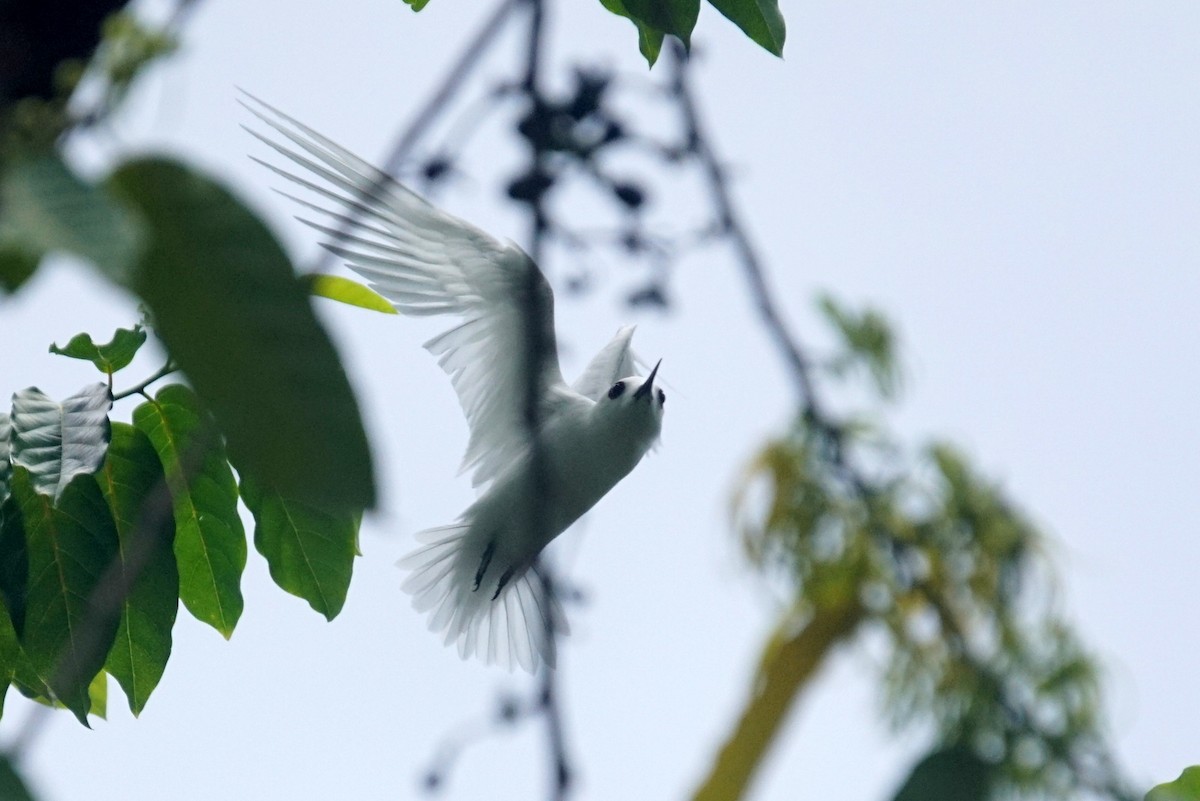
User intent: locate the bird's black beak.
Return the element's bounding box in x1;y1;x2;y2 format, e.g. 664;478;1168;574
633;359;662;402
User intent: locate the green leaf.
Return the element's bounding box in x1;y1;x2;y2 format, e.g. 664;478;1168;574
0;753;37;801
9;664;106;719
0;154;144;284
706;0;785;56
622;0;700;46
303;274;398;315
133;385;245;638
10;468;120;725
1148;767;1200;801
0;246;40;294
8;383;112;503
107;157;375;512
98;423;178;715
0;583;51;717
0;497;29;639
402;0;431;9
600;0;667;65
8;658;52;706
241;476;359;621
0;606;57;721
638;24;666;65
0;412;11;503
890;745;992;801
0;595;18;718
49;326;148;375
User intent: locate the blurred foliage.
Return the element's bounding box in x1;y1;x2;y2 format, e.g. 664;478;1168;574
817;293;901;399
0;751;36;801
109;157;375;511
0;0;129;104
890;746;993;801
0;152;145;286
0;6;175;152
89;11;177;113
693;295;1135;801
0;4;376;740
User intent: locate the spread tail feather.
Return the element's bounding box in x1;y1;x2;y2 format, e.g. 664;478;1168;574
398;524;568;672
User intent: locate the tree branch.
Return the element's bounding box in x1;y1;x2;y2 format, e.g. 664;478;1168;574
111;361;177;401
516;1;574;799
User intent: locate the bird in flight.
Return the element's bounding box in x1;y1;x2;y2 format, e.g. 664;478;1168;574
242;94;665;673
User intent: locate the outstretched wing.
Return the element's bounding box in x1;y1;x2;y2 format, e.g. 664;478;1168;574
241;93;566;487
571;324;640;401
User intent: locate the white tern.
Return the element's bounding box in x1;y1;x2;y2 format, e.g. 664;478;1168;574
242;95;665;673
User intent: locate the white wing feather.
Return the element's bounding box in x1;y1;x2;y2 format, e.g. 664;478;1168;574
240;93;566;487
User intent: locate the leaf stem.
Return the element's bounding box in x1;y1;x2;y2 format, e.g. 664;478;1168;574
112;362;177;401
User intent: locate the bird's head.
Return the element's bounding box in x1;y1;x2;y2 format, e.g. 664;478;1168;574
598;359;666;439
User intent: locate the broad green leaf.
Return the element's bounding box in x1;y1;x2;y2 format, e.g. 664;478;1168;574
98;423;178;715
133;385;244;638
706;0;785;56
0;154;144;284
0;497;29;639
241;477;359;621
11;665;106;719
303;274;398;315
9;660;52;706
622;0;699;46
890;745;992;801
0;605;52;722
0;753;37;801
0;412;10;503
11;468;120;725
108;157;375;512
600;0;667;65
0;587;51;716
0;246;39;294
49;326;147;375
0;596;17;718
9;383;112;502
637;23;666;65
403;0;431;9
1148;767;1200;801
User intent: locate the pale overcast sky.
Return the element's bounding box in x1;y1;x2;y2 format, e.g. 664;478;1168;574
2;2;1198;799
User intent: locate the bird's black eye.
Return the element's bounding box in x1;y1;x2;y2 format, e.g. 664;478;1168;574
608;381;626;399
657;389;666;406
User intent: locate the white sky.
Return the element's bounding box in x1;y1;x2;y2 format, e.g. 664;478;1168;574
2;1;1198;799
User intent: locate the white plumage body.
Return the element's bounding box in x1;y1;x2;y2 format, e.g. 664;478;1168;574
403;379;662;670
243;94;665;673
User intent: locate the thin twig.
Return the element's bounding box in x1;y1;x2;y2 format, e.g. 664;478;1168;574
516;0;573;798
111;362;177;401
666;42;818;413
